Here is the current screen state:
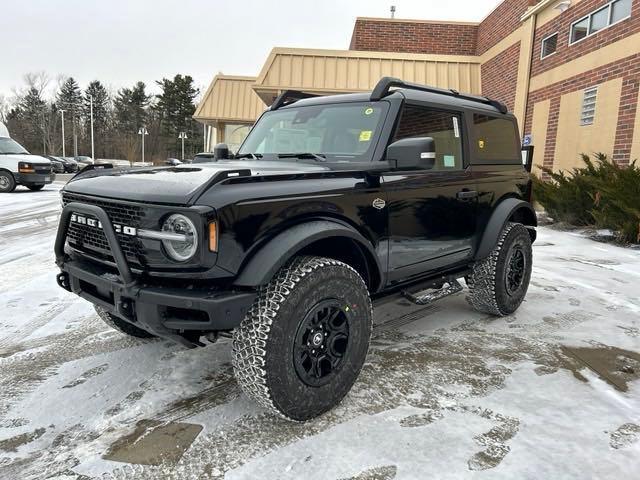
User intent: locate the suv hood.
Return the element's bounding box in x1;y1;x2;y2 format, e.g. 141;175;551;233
63;160;331;204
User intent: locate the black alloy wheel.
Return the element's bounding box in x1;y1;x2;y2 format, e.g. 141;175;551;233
505;245;526;295
293;300;351;387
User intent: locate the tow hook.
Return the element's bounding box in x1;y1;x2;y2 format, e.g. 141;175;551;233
56;272;71;292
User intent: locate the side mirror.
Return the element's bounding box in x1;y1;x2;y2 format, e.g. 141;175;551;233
386;137;436;170
213;143;230;161
521;145;534;172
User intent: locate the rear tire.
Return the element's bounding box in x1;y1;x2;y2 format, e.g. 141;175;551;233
0;171;16;193
94;306;156;339
467;222;532;316
27;184;44;191
232;256;372;421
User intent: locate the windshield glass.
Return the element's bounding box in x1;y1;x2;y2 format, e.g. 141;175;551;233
0;137;29;155
237;102;388;161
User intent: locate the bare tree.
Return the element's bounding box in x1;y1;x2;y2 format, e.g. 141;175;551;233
23;71;50;97
0;94;11;123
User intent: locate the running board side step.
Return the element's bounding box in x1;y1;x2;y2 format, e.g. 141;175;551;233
402;279;463;305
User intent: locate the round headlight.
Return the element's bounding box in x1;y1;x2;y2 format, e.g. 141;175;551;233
161;214;198;261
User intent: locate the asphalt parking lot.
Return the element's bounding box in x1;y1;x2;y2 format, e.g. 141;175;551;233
0;183;639;479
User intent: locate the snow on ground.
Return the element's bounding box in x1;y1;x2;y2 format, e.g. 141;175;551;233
0;182;639;479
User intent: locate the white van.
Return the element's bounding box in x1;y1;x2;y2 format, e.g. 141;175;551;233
0;122;54;192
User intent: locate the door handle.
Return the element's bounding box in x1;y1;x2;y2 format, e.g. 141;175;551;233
457;190;478;200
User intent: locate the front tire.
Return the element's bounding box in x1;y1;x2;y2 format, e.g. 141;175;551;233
232;256;372;421
0;171;16;193
467;222;532;316
94;306;156;339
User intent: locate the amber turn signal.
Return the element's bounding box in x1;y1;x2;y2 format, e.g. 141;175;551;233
18;162;35;173
208;221;218;252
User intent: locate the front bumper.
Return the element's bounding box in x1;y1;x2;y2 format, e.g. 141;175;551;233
55;202;256;347
16;172;55;185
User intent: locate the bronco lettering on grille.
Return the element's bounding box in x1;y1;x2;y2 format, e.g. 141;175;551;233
70;214;138;236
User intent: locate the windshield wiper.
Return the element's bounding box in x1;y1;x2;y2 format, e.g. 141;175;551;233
278;153;327;162
235;153;263;160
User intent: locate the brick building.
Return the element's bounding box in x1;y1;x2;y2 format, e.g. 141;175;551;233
350;0;638;171
195;0;639;172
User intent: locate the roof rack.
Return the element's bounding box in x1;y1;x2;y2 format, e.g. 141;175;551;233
370;76;508;114
270;90;320;111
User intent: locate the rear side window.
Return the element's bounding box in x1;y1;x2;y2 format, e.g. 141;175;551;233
472;114;520;163
393;105;464;170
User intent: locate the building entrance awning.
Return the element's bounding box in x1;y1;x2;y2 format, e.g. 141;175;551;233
193;75;265;126
252;47;482;105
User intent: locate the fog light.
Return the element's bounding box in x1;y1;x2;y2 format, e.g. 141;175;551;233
161;214;198;261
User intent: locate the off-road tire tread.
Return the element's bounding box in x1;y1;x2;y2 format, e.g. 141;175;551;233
232;255;372;420
94;306;156;339
466;222;525;316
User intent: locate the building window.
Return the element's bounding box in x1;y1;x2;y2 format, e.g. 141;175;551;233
570;0;632;45
580;87;598;126
541;33;558;59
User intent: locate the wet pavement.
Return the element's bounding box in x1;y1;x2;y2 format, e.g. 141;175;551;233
0;183;639;479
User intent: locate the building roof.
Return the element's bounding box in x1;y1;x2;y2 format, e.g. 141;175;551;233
253;47;481;105
193;75;265;125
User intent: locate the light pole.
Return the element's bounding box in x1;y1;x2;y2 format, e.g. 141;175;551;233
178;131;187;161
138;127;148;163
59;109;66;157
89;95;95;160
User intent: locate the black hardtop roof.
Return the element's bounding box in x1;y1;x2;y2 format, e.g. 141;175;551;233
276;77;510;117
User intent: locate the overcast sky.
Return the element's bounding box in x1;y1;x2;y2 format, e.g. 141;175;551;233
2;0;501;100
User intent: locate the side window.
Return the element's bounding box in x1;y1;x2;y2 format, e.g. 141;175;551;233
393;105;464;170
472;114;520;163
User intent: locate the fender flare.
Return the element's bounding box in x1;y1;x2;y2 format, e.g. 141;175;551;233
233;220;382;288
475;198;537;260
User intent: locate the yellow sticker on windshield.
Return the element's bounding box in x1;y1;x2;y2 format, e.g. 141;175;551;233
364;107;374;115
359;130;372;142
478;140;485;149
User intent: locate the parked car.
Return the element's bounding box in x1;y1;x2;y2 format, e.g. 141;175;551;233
54;156;79;173
74;156;94;167
55;77;536;421
192;152;215;163
46;156;66;174
0;135;54;192
165;158;182;166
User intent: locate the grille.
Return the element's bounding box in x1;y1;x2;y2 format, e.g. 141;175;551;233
33;164;53;174
62;192;146;265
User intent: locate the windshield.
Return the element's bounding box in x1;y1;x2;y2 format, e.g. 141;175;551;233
237;102;388;162
0;137;29;155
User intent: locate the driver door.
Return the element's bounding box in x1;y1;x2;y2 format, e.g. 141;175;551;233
382;104;478;284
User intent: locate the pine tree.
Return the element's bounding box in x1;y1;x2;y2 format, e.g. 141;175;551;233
12;87;48;154
114;81;150;133
56;77;82;156
155;75;202;157
83;80;110;157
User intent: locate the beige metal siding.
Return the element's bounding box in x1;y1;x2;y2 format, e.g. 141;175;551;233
193;75;265;124
253;48;482;104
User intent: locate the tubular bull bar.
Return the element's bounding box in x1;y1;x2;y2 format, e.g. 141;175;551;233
55;202;256;347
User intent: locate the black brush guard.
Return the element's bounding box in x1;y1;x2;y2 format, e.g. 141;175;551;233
55;202;256;347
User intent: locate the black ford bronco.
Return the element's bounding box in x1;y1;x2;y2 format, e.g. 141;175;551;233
55;77;536;421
